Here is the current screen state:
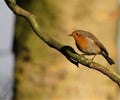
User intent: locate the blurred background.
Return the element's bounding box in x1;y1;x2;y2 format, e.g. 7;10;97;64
0;0;120;100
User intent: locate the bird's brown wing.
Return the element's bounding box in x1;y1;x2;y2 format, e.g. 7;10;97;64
95;41;109;55
86;32;109;55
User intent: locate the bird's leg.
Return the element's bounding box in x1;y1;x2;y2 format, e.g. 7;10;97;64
91;55;96;60
81;54;86;57
79;54;96;60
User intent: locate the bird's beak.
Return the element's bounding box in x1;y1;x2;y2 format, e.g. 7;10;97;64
68;34;72;36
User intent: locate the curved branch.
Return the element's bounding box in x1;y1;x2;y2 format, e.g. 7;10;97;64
5;0;120;87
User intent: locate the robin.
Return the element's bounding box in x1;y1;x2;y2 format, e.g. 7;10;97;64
69;30;115;65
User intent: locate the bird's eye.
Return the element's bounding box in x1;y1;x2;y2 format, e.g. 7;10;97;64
76;33;79;35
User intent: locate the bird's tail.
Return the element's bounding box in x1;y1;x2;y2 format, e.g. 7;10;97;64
102;52;115;65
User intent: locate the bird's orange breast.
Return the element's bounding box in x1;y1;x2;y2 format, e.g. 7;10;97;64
75;35;87;50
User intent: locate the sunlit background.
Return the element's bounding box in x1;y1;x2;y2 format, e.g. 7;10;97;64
0;0;120;100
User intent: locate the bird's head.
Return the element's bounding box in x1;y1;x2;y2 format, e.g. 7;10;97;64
69;30;83;39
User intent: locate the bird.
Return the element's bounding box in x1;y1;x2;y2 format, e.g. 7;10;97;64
69;30;115;65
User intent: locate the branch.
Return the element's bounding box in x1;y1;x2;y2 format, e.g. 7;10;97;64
5;0;120;87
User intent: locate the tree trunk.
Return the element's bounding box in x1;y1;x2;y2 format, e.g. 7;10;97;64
14;0;119;100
